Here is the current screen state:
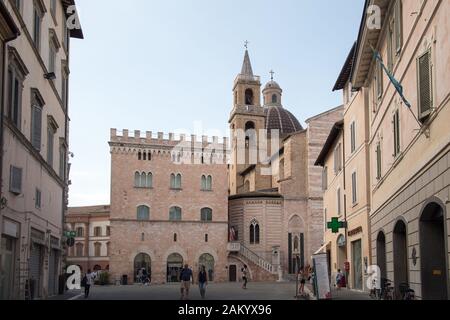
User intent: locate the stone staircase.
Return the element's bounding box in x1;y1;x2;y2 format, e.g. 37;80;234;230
228;242;279;282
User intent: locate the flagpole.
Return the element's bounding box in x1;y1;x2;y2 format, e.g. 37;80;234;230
369;45;423;128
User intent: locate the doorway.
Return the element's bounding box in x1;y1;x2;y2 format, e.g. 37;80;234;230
376;231;387;280
420;202;448;300
167;253;183;283
134;253;151;283
1;236;16;300
351;240;363;290
229;265;237;282
393;220;408;296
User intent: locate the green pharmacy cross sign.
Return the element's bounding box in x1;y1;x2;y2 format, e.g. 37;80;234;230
327;218;347;234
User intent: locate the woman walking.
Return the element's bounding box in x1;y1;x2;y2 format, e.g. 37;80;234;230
242;265;248;289
198;266;208;299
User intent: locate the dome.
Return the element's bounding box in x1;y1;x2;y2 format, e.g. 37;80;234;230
263;80;281;91
265;106;303;135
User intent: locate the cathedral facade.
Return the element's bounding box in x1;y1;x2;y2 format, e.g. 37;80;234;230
68;50;342;283
226;50;343;281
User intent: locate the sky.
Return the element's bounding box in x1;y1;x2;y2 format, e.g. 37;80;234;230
68;0;365;207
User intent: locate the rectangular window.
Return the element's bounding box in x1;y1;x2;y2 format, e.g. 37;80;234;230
334;143;342;174
35;189;41;209
352;172;357;205
61;66;68;109
49;44;56;74
337;188;341;216
418;50;433;120
322;166;328;191
10;166;22;195
376;60;384;99
47;125;55;167
350;122;356;153
394;0;403;54
7;69;22;129
393;110;401;157
376;143;382;180
31;105;42;151
33;6;42;51
50;0;57;18
387;21;394;72
59;144;66;179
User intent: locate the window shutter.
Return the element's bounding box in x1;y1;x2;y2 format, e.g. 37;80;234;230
10;166;22;194
31;106;42;150
395;0;403;53
418;50;433;119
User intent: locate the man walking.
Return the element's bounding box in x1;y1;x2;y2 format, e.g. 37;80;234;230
180;264;194;300
83;269;96;299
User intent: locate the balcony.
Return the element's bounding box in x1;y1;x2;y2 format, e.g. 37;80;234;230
227;242;241;252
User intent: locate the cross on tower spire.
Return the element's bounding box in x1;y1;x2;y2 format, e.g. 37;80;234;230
270;70;275;81
244;40;249;50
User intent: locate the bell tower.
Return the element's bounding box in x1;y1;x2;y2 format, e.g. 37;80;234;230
229;46;270;196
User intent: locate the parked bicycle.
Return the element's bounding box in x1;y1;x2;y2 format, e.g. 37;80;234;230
399;283;415;300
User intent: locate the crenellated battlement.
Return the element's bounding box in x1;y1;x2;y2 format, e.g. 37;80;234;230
110;128;229;147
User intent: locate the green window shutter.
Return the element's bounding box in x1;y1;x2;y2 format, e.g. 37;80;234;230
418;50;433;119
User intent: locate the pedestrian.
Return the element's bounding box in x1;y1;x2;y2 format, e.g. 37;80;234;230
336;269;344;290
142;268;149;286
242;265;248;289
137;268;143;284
298;267;307;296
180;264;194;300
84;269;96;299
198;265;208;299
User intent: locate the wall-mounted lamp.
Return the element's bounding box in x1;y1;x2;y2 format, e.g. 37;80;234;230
44;72;56;80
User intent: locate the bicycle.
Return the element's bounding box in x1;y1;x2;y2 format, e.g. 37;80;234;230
380;279;395;300
399;282;415;300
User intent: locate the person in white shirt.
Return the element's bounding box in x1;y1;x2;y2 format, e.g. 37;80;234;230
83;269;96;298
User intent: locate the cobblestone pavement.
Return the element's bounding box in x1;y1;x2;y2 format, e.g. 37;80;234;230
52;282;310;301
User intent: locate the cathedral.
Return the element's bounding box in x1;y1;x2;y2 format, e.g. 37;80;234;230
67;49;342;283
226;50;343;281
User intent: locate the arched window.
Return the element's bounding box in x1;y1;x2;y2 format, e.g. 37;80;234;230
201;208;213;222
143;152;147;161
201;175;212;191
148;152;152;161
138;152;142;160
174;233;177;242
146;172;153;188
250;220;260;245
135;172;153;188
76;243;84;257
171;174;182;189
272;94;277;104
134;172;140;187
137;205;150;221
94;227;102;237
207;175;212;190
94;242;101;257
140;172;147;188
76;227;84;237
169;206;182;221
245;89;254;105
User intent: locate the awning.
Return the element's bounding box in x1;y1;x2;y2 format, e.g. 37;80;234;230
314;242;331;255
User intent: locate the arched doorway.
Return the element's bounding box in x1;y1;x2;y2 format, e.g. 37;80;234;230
420;202;448;300
199;254;215;282
288;215;305;274
167;253;183;283
376;232;387;281
134;253;151;283
337;234;347;272
393;220;408;297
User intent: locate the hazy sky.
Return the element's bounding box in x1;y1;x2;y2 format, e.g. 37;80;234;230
68;0;365;206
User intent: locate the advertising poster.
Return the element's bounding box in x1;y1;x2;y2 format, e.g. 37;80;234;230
313;253;332;300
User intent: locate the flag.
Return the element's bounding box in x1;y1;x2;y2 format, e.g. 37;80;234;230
373;50;412;109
